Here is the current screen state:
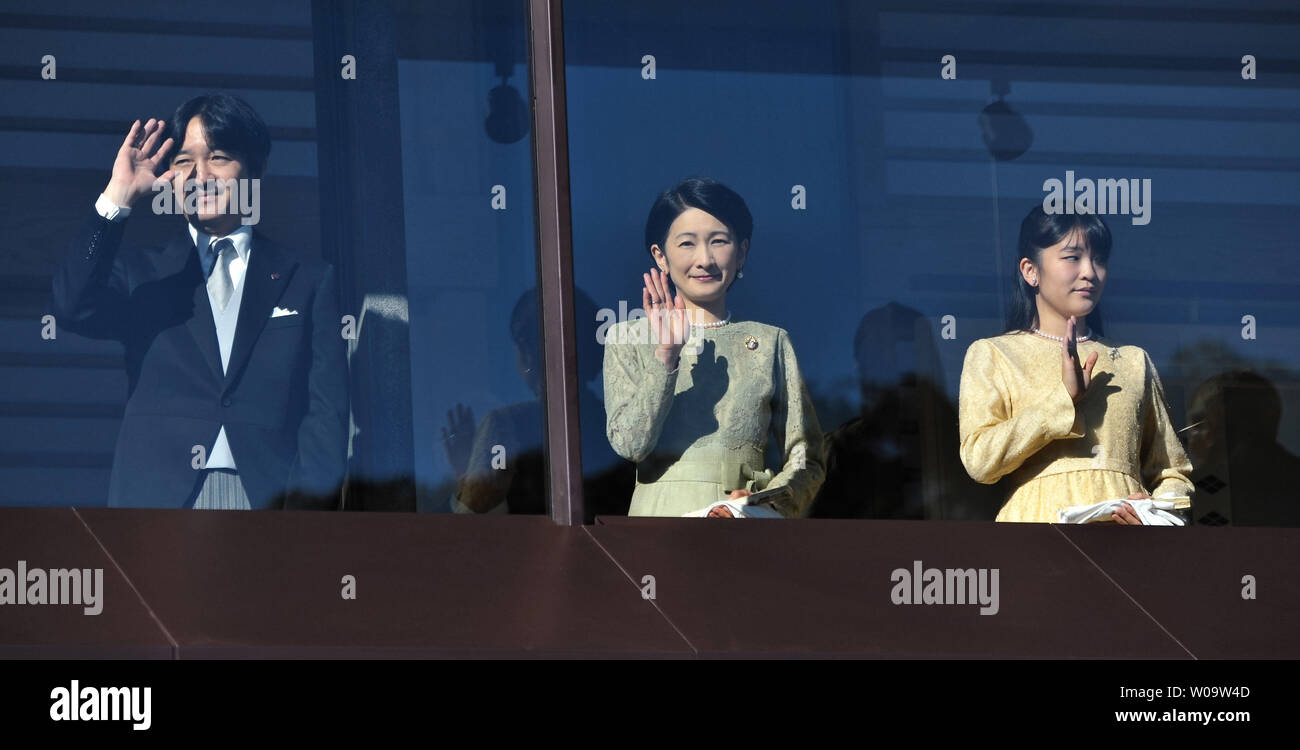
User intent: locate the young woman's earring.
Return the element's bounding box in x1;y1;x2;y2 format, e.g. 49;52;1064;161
737;269;744;279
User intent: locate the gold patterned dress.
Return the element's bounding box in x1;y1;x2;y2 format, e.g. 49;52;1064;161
602;317;825;517
958;332;1194;523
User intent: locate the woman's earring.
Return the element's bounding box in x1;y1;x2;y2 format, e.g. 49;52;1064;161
737;269;744;279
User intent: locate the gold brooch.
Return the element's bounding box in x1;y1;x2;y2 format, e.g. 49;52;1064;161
744;335;759;350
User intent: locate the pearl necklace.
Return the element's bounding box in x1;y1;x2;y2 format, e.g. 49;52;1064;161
692;312;732;329
1032;327;1091;343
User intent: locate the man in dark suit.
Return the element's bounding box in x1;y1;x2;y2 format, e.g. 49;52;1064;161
50;94;348;510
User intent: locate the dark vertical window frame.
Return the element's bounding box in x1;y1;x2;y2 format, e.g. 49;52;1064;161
311;0;417;511
527;0;585;525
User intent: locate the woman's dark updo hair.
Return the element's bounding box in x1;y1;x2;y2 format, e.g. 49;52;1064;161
1006;204;1111;335
644;177;753;260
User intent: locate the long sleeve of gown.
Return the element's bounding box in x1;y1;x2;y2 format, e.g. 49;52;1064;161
1139;351;1195;497
763;329;826;518
603;320;679;463
958;338;1084;484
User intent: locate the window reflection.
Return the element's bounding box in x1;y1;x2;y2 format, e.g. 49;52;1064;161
564;0;1300;525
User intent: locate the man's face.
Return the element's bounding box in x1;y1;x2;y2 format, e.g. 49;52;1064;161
169;116;248;234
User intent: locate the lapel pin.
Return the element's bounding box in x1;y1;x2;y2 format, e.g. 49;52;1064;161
1108;347;1120;361
744;335;759;350
270;273;280;280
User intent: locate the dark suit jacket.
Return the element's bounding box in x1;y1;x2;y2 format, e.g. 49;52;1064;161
50;211;349;510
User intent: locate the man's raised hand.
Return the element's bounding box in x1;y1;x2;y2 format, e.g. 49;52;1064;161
104;119;175;209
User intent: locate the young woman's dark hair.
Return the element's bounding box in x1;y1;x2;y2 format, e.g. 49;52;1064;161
1006;205;1111;336
644;177;754;257
169;93;272;178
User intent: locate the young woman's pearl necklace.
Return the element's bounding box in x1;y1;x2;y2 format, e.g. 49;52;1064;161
1032;327;1091;343
692;312;732;329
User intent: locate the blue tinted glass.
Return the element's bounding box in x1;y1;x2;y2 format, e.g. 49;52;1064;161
5;0;546;514
563;0;1300;525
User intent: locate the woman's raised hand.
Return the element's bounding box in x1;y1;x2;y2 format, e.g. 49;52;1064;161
440;403;476;478
104;119;175;209
1061;315;1098;403
644;268;690;368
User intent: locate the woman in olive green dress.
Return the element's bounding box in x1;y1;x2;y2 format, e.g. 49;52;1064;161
602;178;825;518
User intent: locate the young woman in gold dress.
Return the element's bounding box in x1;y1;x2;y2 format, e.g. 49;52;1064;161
958;206;1193;524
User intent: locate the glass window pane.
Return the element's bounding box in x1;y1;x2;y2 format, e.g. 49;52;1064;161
6;0;549;515
392;0;547;514
562;0;1300;526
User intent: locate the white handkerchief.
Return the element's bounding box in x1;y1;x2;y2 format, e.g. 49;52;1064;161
681;499;783;519
271;307;299;318
1058;495;1187;526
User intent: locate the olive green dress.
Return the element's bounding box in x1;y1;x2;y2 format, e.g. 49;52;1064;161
602;317;825;517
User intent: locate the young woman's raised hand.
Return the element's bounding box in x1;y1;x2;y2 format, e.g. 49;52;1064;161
1061;315;1098;403
643;268;690;368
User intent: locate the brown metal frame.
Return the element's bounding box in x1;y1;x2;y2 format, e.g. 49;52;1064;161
528;0;585;525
